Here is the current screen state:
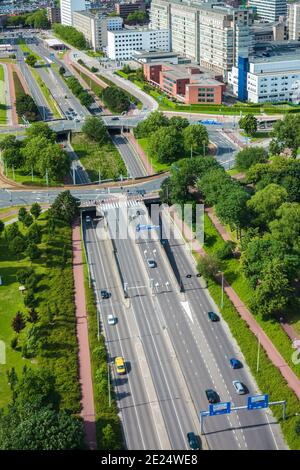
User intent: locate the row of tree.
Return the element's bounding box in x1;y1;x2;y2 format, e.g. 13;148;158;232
52;24;87;50
0;122;70;181
102;86;131;114
134;111;209;164
4;10;49;29
16;94;39;122
65;76;94;107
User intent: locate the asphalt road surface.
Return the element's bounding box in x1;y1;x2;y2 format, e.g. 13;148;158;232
110;133;147;178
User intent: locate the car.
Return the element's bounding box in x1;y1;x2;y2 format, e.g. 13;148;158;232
230;358;242;369
68;107;74;112
101;290;110;299
205;389;219;404
107;314;116;325
75;118;80;122
86;215;91;223
232;380;247;395
187;432;200;450
208;311;219;322
115;356;126;374
147;259;156;268
111;117;119;121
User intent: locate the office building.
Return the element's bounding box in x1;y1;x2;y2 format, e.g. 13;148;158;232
288;2;300;41
73;11;123;50
46;6;61;24
107;28;170;60
60;0;86;26
115;1;145;19
150;0;254;78
143;62;225;104
248;0;287;22
229;43;300;103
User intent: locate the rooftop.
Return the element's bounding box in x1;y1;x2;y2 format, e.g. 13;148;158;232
251;41;300;63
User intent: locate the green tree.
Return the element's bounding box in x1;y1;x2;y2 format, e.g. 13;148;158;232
101;423;118;449
30;203;42;219
59;66;66;75
5;222;21;242
198;168;232;206
252;259;293;318
148;126;183;163
197;253;221;281
183;124;209;155
27;223;42;244
134;111;169;138
239;114;258;137
26;243;40;261
12;312;26;334
102;86;130;114
247;183;288;226
35;143;70;181
269;203;300;253
9;236;26;258
18;207;27;224
25;122;55;141
82;117;108;143
50;191;80;224
0;220;4;237
270;114;300;158
52;24;87;49
215;186;250;237
23;213;34;228
235;147;268;171
168;116;190;131
25;54;37;68
16;94;39;122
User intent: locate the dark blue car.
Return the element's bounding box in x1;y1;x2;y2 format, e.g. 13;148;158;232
230;358;242;369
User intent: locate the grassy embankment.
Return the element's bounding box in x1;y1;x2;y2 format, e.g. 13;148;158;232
71;133;126;182
0;213;81;414
184;212;300;449
0;65;7;124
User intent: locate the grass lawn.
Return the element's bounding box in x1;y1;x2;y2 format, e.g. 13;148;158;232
85;50;105;58
202;212;300;380
0;64;7;124
73;66;104;96
17;40;43;64
30;68;61;119
4;166;64;187
71;133;126;182
0;214;81;412
137;137;170;173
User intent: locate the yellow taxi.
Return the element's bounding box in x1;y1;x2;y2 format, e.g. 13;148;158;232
115;356;126;374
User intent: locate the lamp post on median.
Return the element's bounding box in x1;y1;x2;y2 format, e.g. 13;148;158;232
218;270;224;310
256;332;260;373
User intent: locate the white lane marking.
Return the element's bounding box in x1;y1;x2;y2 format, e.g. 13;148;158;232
181;301;194;324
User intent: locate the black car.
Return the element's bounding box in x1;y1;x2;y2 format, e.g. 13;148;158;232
208;311;219;322
205;389;219;404
187;432;200;450
101;290;110;299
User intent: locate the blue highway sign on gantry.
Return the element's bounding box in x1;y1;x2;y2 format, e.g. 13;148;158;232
209;402;231;416
136;224;160;232
247;394;269;410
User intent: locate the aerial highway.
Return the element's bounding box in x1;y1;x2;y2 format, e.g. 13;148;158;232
82;196;287;450
110;133;147;178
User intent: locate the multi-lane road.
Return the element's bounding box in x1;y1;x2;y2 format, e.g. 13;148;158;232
81;196;286;450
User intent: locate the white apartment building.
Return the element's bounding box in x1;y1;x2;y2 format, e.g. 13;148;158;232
60;0;86;26
107;28;170;61
150;0;254;78
288;2;300;41
229;53;300;103
73;11;123;50
248;0;287;23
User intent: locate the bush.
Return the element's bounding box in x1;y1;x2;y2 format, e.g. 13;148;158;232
11;336;18;350
23;289;35;308
102;86;130;114
16;268;35;285
216;241;235;260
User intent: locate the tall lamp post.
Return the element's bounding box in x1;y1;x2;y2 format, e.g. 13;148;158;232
218;270;224;310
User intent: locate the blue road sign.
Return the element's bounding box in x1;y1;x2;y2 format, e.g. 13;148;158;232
136;224;159;232
209;402;231;416
247;394;269;410
199;119;222;126
50;53;55;59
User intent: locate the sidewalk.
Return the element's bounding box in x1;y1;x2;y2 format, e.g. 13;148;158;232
126;132;154;175
72;220;97;450
6;63;18;126
169;207;300;401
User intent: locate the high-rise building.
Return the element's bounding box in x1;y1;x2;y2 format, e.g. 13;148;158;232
248;0;287;22
115;1;145;19
150;0;254;78
60;0;86;26
47;6;61;24
73;11;123;50
288;2;300;41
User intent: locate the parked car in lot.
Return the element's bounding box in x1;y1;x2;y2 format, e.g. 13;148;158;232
147;259;156;268
187;432;201;450
232;380;247;395
208;311;219;322
101;289;110;299
230;358;242;369
205;389;220;404
115;356;126;374
107;314;117;325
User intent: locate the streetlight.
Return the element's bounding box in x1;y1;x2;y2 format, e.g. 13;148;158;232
218;271;224;309
256;332;260;373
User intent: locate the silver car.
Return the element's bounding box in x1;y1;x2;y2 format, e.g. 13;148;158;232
147;259;156;268
232;380;246;395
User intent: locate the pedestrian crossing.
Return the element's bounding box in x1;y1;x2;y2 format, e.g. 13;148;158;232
97;197;143;212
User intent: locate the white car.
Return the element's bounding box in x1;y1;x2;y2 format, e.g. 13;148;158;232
232;380;246;395
147;259;156;268
107;314;117;325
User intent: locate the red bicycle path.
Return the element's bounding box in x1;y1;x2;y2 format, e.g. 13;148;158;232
72;220;97;450
169;207;300;401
